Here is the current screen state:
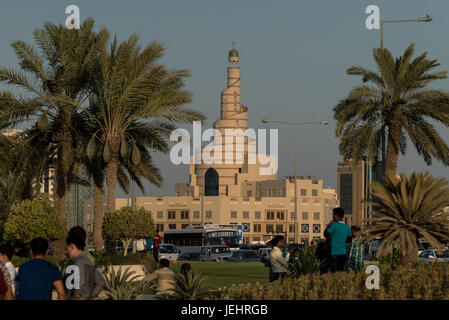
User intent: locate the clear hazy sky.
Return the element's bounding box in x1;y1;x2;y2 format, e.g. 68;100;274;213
1;0;449;197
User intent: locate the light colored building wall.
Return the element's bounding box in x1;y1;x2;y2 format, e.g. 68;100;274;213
124;176;337;244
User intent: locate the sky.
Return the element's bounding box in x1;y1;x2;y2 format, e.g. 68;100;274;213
1;0;449;197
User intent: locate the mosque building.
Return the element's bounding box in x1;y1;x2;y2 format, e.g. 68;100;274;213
84;43;338;244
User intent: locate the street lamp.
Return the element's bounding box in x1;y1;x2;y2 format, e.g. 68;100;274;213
379;15;433;173
381;15;432;49
261;119;328;243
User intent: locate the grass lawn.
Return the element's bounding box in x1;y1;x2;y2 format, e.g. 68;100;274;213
169;261;269;289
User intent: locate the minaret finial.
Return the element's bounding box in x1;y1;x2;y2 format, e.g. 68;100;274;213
228;41;239;63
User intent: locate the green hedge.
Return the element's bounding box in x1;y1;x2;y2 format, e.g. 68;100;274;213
12;255;60;267
218;263;449;300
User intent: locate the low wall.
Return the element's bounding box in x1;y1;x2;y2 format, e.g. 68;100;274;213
96;264;146;281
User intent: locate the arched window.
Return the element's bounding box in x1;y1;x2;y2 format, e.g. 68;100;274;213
204;168;219;196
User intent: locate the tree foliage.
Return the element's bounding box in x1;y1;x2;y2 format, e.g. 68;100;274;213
102;207;155;256
0;19;110;259
334;43;449;176
363;172;449;265
4;197;64;245
86;34;205;211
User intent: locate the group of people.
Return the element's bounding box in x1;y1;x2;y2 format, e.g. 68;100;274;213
134;230;162;261
320;207;365;273
0;226;192;300
0;226;105;300
267;207;365;282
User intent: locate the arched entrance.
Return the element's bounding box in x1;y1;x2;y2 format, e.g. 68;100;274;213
204;168;219;196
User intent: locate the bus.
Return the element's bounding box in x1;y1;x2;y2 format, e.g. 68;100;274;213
163;224;240;254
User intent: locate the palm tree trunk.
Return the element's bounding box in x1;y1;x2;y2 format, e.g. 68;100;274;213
385;124;401;178
400;250;418;266
105;137;120;212
105;156;119;212
93;184;104;252
52;126;73;261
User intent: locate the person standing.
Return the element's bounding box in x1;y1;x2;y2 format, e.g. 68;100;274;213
346;225;365;272
145;237;153;254
0;262;13;300
0;243;17;296
316;239;331;274
269;236;292;282
135;239;146;253
65;231;105;300
324;207;352;273
15;237;66;300
153;230;162;261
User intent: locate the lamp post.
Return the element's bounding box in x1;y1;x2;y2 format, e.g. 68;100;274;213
379;15;432;175
261;119;328;243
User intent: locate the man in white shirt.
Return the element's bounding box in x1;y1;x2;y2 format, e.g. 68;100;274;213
0;243;17;296
269;236;292;282
144;258;176;295
135;239;146;253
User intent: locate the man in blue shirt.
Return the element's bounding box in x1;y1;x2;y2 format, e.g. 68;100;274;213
16;237;66;300
145;238;153;254
324;207;352;273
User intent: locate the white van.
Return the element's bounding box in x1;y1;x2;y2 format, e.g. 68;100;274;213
200;245;232;262
259;247;272;261
158;244;181;261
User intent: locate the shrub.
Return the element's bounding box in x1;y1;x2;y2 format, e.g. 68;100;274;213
289;246;320;277
218;263;449;300
4;197;64;245
11;255;60;267
102;265;142;300
373;248;401;268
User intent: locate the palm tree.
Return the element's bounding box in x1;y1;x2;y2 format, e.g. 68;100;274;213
334;44;449;177
363;172;449;266
87;35;205;212
0;19;109;259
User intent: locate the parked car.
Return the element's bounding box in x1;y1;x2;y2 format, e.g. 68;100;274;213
228;250;261;262
239;244;268;251
200;245;232;262
178;252;201;261
418;249;449;263
259;247;272;262
418;240;431;255
158;244;181;261
367;239;381;259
